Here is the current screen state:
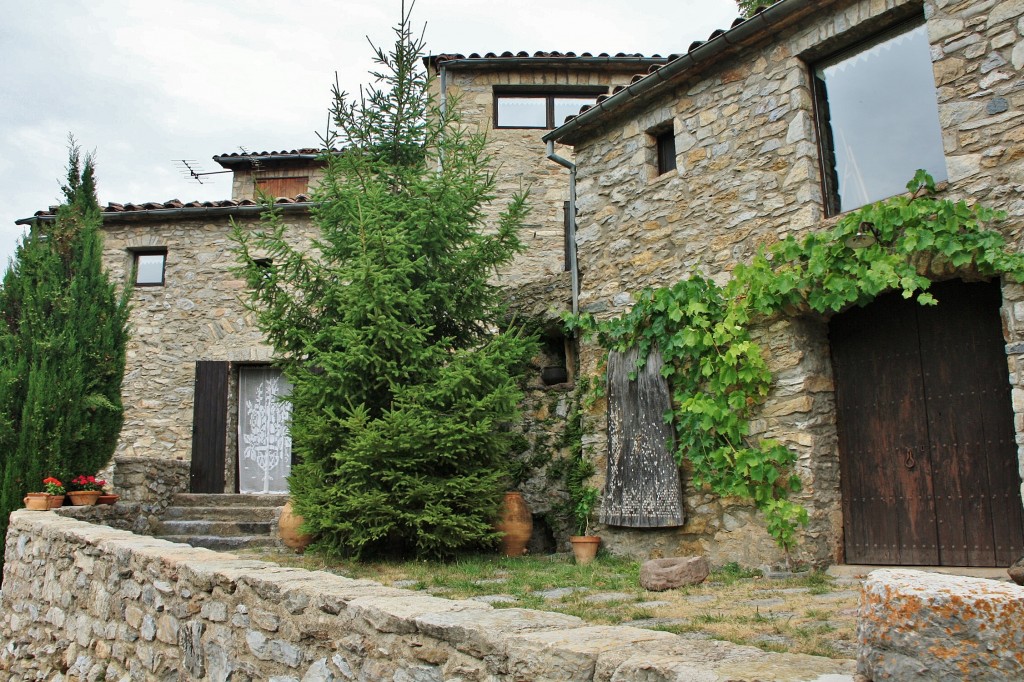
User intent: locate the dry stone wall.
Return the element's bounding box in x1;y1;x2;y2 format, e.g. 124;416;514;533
0;512;857;681
568;0;1024;565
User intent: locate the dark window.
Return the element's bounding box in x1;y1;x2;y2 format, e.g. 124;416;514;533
812;20;947;215
655;129;677;175
494;90;603;129
133;250;166;286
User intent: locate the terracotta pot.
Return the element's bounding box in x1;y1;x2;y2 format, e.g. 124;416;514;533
67;490;101;506
47;494;65;509
278;501;313;553
24;493;49;511
569;535;601;564
496;491;532;557
97;494;119;505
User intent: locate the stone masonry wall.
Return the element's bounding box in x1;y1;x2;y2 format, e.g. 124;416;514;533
101;214;318;464
0;512;856;681
434;64;659;318
569;0;1024;566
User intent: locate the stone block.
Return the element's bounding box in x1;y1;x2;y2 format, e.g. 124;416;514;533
1008;556;1024;585
639;556;710;591
858;569;1024;680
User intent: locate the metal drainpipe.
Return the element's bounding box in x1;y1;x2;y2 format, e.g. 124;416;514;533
546;140;579;317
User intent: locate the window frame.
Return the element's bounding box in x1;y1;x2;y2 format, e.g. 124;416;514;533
130;248;167;287
655;128;677;176
810;15;945;216
493;86;608;130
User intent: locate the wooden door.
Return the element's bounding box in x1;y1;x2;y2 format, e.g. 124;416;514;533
830;279;1024;566
190;361;228;493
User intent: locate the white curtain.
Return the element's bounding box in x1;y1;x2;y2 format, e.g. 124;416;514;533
238;366;293;494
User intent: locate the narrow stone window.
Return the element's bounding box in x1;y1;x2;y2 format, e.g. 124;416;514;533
812;18;947;215
132;249;166;286
655;129;677;176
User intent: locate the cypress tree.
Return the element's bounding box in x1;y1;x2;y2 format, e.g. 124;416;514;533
233;7;535;559
0;145;130;578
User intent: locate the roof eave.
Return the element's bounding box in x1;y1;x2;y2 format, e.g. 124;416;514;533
545;0;817;146
15;201;315;226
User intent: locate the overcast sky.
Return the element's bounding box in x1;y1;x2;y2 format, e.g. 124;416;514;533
0;0;743;273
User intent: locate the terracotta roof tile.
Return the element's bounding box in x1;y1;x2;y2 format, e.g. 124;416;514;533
551;4;785;129
23;194;315;222
427;51;668;66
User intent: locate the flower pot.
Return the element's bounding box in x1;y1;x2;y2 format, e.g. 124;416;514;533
97;494;119;505
278;501;313;553
24;493;49;511
47;494;65;509
569;535;600;564
67;490;101;506
496;491;532;557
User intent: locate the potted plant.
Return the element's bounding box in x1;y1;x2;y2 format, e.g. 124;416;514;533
569;485;601;564
67;475;106;506
43;477;65;508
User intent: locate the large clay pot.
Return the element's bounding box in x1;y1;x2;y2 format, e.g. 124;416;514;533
47;494;65;509
24;493;49;511
278;500;313;553
67;490;101;506
569;535;600;565
496;491;532;557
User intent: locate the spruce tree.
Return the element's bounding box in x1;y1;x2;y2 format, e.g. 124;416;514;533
233;7;534;559
0;145;130;577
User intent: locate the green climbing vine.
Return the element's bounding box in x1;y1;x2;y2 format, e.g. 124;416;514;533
568;172;1024;550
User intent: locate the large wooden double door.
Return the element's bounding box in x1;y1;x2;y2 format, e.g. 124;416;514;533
830;279;1024;566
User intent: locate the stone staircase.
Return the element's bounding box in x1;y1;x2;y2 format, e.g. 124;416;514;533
153;493;288;551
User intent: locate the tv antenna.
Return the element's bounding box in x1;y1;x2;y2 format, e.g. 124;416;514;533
174;146;263;184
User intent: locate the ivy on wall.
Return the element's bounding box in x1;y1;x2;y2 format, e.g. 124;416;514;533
569;172;1023;550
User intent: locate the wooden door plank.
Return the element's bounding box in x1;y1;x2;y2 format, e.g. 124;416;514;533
918;280;1024;565
831;291;937;564
601;346;685;528
190;361;229;494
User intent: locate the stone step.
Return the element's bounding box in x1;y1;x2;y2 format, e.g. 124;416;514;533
160;505;281;522
153;519;275;538
157;535;280;551
168;493;289;508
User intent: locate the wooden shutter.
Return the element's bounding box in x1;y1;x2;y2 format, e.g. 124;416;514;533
190;361;228;493
255;176;308;198
601;346;685;527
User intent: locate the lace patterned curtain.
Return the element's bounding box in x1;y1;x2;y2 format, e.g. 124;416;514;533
238;366;293;494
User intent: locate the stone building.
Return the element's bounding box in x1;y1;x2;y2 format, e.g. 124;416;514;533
15;55;669;543
544;0;1024;567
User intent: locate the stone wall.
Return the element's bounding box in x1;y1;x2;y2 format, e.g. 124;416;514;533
101;213;318;464
433;63;660;313
567;0;1024;565
0;512;856;681
112;455;190;510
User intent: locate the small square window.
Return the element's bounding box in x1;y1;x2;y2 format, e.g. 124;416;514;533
655;129;677;176
813;19;947;214
133;251;166;286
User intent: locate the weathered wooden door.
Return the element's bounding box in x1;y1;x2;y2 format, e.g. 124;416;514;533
190;361;229;493
830;279;1024;566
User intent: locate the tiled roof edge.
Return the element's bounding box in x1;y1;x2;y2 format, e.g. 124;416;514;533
544;0;812;145
16;195;315;225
